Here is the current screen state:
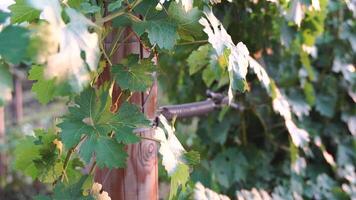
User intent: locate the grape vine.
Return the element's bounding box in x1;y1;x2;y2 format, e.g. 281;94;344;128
0;0;355;199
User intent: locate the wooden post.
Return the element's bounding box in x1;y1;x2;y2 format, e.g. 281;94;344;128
13;76;23;124
94;28;158;200
0;107;6;178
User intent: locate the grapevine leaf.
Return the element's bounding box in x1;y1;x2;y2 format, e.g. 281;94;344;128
79;2;101;14
0;26;29;64
9;0;40;24
169;164;190;200
59;117;93;150
183;151;200;166
60;88;148;168
211;148;248;187
52;175;94;200
110;102;150;143
112;55;155;92
168;2;203;38
316;94;336;118
79;136;128;169
0;63;13;106
154;116;186;175
67;0;84;8
187;44;211;75
14;136;40;179
79;135;96;163
14;130;64;183
95;137;127;168
0;11;9;23
134;20;179;50
28;66;56;104
28;1;100;92
108;0;122;12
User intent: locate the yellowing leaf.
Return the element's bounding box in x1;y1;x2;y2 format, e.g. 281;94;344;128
53;139;63;155
194;182;231;200
28;0;100;92
91;182;111;200
199;8;250;103
154;115;186;175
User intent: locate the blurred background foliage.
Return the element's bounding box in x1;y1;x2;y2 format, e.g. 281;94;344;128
158;0;355;199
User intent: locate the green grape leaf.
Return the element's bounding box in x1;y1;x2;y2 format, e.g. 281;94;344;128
60;88;149;168
112;56;155;92
67;0;85;8
0;11;9;23
315;94;336;118
108;0;123;12
9;0;40;24
202;66;216;87
109;102;149;143
0;26;29;64
28;66;56;105
14;130;64;183
0;63;13;106
134;20;179;50
168;2;203;38
79;135;128;169
183;151;200;166
79;2;101;14
169;164;190;200
52;175;94;200
211;148;248;187
187;44;211;75
95;137;127;168
14;136;40;179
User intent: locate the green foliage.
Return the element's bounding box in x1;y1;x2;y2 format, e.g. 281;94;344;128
108;0;123;12
111;55;155;92
59;88;149;168
0;11;9;23
2;0;355;199
9;0;40;24
187;44;211;75
28;66;57;104
169;164;190;200
135;19;180;50
0;26;29;64
13;129;78;183
35;176;94;200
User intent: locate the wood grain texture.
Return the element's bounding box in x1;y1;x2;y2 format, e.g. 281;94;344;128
95;29;158;200
14;77;23;124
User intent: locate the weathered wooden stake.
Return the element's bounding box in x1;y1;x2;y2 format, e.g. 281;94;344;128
94;28;158;200
14;76;23;124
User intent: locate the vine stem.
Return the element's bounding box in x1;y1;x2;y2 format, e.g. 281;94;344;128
96;0;143;25
55;136;87;184
89;161;97;175
176;40;209;46
96;10;125;25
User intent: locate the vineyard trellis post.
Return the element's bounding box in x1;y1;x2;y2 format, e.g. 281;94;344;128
94;23;158;199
